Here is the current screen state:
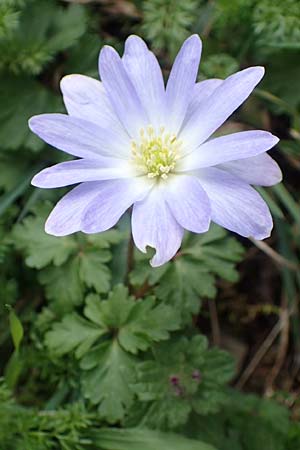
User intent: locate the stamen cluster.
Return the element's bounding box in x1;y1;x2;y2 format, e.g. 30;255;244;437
131;125;182;179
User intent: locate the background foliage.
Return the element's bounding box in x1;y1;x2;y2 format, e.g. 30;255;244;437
1;0;300;449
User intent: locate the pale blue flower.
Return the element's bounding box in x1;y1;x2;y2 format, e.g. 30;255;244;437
29;35;281;267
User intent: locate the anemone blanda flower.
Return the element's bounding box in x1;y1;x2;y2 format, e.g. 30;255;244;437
29;35;282;267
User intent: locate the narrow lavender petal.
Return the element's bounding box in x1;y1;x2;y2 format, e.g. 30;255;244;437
164;175;211;233
45;182;103;236
182;78;223;128
132;187;184;267
166;35;202;134
82;178;152;233
29;114;130;159
123;35;166;128
218;153;282;186
99;45;148;139
32;158;133;188
180;67;265;150
179;130;279;170
60;74;126;136
198;167;273;239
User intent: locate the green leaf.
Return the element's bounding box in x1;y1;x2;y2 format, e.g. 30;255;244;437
46;285;180;357
262;51;300;110
12;203;77;269
109;213;132;285
256;186;284;220
84;285;135;329
0;1;87;75
154;258;216;320
184;390;292;450
0;165;38;217
0;76;62;151
130;225;244;323
4;350;23;389
0;3;20;38
79;250;111;294
86;285;180;354
272;183;300;226
45;313;105;359
65;33;101;78
253;0;300;50
92;428;217;450
8;307;23;351
38;259;84;310
13;204;123;310
200;53;239;79
118;296;180;354
130;336;235;429
45;3;87;55
81;340;136;423
0;157;30;193
46;285;180;422
86;229;124;249
141;0;203;58
5;308;24;389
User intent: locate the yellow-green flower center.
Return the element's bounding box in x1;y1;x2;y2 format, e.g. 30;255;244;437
131;125;182;179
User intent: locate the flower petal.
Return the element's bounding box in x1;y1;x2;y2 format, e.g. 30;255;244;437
180;130;279;170
29;114;130;159
164;175;211;232
45;182;103;236
198;167;273;239
32;158;133;188
60;74;126;136
180;67;265;150
166;35;202;134
218;153;282;186
123;35;166;128
132;187;184;267
183;78;223;127
99;45;148;138
82;178;152;234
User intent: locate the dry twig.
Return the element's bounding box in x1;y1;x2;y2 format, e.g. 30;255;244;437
208;298;221;346
249;238;298;271
236;317;285;389
264;297;290;395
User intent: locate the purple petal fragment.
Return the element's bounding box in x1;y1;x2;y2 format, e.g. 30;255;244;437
60;74;126;136
166;35;202;134
45;182;103;236
123;35;166;127
218;153;282;186
82;178;152;234
180;66;265;150
180;130;279;170
182;78;223;127
164;175;211;233
32;158;132;189
99;45;148;138
198;167;273;239
29;114;130;159
132;188;184;267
